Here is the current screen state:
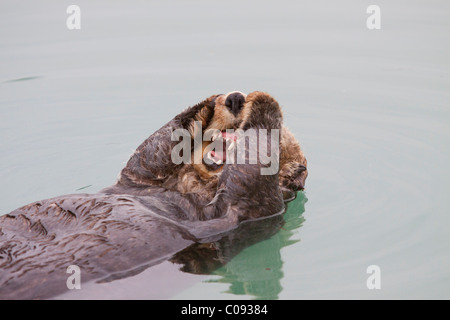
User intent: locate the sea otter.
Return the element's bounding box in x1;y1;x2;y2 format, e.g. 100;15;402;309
0;91;307;299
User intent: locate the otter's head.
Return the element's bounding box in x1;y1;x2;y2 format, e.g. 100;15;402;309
117;90;307;203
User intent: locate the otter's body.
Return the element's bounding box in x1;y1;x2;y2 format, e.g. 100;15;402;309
0;193;193;299
0;91;307;299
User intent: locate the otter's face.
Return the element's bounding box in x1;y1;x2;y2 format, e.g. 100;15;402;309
186;90;307;195
193;91;248;179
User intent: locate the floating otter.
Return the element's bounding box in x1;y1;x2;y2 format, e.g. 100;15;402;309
0;91;308;299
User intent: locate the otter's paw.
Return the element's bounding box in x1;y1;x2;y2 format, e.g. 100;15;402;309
177;95;219;134
279;162;307;192
241;91;283;130
245;91;277;106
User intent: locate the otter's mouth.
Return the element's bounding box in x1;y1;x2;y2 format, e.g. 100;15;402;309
204;131;238;170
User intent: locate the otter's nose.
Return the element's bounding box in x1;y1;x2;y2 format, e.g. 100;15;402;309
225;92;246;116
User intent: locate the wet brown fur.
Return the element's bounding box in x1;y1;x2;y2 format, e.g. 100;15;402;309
0;91;307;299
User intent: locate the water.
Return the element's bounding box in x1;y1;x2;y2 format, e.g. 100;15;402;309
1;0;449;299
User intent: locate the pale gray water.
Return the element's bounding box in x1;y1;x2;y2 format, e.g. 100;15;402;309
1;0;449;299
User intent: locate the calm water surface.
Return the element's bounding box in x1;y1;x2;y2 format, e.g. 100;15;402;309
0;1;449;299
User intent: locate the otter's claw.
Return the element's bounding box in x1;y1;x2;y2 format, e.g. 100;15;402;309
280;163;308;191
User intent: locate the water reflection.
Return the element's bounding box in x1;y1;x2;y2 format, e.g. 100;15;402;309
171;193;307;299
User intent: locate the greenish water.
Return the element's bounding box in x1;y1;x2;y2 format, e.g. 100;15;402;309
206;195;307;300
1;0;449;299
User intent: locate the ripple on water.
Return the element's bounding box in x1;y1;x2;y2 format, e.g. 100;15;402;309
278;102;450;298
